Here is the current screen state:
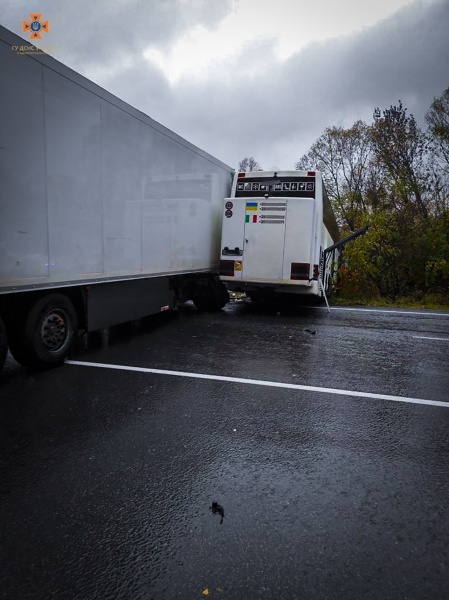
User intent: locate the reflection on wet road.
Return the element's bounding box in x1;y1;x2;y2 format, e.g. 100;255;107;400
1;301;448;599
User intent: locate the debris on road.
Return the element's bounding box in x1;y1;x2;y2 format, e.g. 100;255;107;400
210;501;225;524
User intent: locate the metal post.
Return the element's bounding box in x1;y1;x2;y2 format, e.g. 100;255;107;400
319;277;331;313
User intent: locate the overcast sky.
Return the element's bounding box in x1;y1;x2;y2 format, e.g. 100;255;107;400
2;0;448;170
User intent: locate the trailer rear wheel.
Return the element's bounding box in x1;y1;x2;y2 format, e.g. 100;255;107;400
7;294;78;369
192;294;216;311
192;279;229;311
215;282;230;310
0;317;8;372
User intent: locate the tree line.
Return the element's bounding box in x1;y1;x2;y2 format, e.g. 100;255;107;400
294;88;449;302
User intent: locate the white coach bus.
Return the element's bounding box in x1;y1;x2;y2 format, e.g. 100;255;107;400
219;170;340;302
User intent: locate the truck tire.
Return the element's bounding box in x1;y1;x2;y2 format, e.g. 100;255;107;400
193;282;229;311
0;317;8;372
216;283;230;309
7;294;78;369
192;294;215;311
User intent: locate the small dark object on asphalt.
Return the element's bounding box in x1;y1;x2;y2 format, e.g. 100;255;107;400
210;501;224;524
304;328;316;335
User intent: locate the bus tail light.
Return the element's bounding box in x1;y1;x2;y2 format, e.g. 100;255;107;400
291;263;310;280
220;260;235;276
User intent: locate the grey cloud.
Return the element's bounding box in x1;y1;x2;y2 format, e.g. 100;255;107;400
2;0;447;170
101;55;173;122
1;0;233;70
162;0;449;168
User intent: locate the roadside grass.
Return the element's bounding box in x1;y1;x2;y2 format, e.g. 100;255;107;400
229;290;449;311
331;293;449;311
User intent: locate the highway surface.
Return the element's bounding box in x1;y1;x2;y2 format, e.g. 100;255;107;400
1;300;448;599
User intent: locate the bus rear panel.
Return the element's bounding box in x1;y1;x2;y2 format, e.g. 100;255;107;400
219;170;339;299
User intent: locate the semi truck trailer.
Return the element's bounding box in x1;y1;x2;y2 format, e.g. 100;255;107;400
0;25;234;372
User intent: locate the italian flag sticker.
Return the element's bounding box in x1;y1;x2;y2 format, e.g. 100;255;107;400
245;201;258;223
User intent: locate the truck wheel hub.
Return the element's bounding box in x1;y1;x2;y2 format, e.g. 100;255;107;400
41;311;67;351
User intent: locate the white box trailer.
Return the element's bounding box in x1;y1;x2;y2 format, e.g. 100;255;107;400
219;170;340;301
0;25;233;371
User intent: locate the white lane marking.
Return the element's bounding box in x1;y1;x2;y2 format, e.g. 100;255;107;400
413;336;449;341
66;360;449;408
312;307;449;317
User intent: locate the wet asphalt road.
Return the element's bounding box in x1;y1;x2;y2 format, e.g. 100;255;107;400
1;300;449;600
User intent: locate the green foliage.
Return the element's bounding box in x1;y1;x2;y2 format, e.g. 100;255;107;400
371;101;428;218
425;258;449;286
337;211;398;299
297;91;449;303
422;211;449;290
426;87;449;167
331;293;449;310
337;210;449;300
